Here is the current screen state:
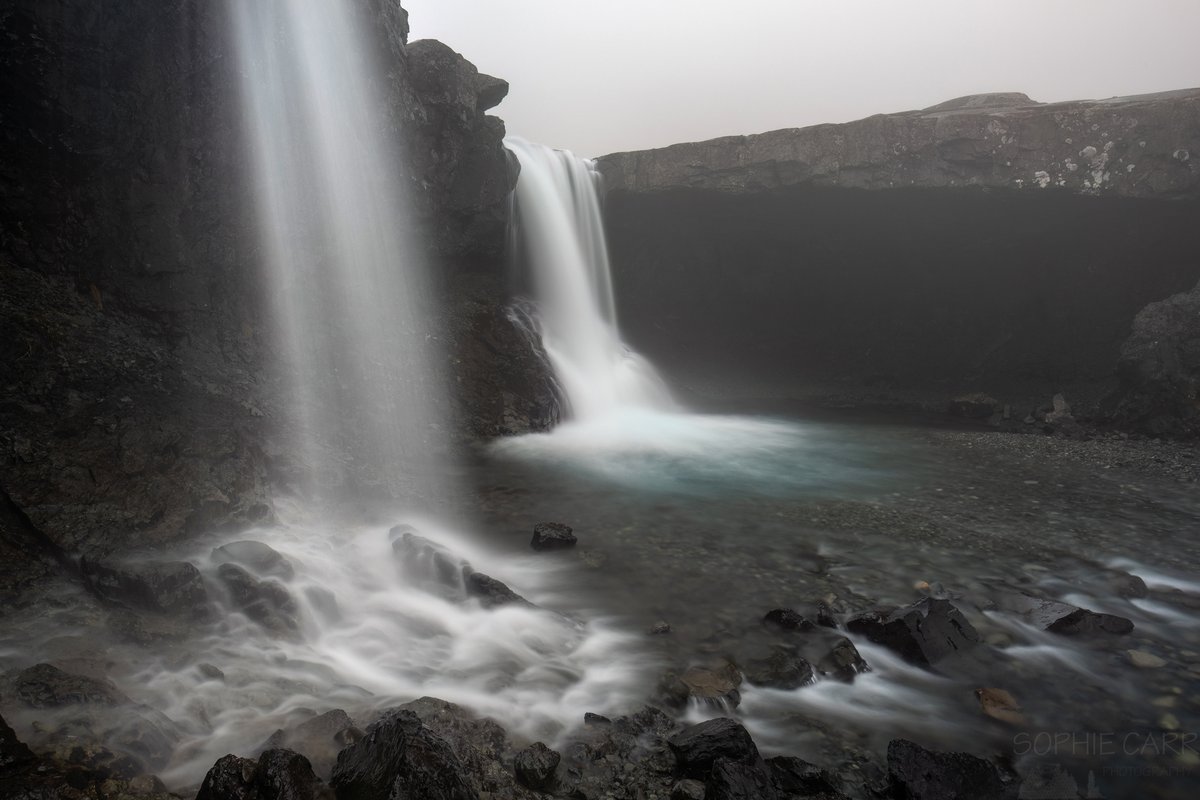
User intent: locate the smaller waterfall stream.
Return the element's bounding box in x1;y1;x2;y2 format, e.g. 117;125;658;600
506;138;674;421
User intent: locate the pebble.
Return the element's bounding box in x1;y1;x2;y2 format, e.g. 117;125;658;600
1126;650;1166;669
1160;713;1181;731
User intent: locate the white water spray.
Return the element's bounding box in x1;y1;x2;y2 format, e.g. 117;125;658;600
506;138;674;422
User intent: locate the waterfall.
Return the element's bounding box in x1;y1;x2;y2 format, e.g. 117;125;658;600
232;0;441;496
506;138;674;422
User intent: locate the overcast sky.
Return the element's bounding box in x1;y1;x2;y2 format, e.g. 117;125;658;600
404;0;1200;158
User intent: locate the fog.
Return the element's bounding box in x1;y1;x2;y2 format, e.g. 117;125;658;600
405;0;1200;157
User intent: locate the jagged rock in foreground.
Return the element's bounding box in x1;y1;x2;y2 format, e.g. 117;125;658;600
595;90;1200;425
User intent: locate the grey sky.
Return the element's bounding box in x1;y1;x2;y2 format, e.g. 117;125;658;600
404;0;1200;158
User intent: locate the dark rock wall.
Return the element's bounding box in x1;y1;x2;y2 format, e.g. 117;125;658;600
596;91;1200;419
0;0;550;595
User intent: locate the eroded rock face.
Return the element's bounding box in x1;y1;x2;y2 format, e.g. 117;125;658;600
594;90;1200;419
1110;279;1200;436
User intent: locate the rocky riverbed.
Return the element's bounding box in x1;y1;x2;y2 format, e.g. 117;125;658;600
1;417;1196;799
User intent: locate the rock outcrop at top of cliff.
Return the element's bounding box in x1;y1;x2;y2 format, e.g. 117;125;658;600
593;90;1200;428
598;89;1200;199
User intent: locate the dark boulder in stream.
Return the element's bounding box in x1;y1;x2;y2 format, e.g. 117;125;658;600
996;593;1134;635
197;749;327;800
887;738;1018;800
531;522;577;551
331;709;477;800
847;598;980;666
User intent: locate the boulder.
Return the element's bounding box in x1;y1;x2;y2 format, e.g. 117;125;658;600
706;757;775;800
391;531;468;595
262;709;358;780
213;540;296;580
846;598;980;666
664;662;743;709
80;558;210;620
196;749;326;800
513;742;559;791
886;739;1017;799
743;647;815;690
331;708;477;800
766;755;846;798
216;563;301;636
763;608;815;632
531;522;577;551
462;571;531;609
817;638;870;682
668;717;759;779
670;778;706;800
996;594;1133;635
1110;279;1200;437
12;663;125;708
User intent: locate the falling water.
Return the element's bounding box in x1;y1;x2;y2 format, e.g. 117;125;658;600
233;0;440;496
506;138;674;421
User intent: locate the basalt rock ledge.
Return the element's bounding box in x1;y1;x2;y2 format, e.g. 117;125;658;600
595;89;1200;431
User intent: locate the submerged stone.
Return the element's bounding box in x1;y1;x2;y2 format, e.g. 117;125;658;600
531;521;577;550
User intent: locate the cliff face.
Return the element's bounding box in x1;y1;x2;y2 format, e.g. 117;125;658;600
595;90;1200;425
0;0;552;600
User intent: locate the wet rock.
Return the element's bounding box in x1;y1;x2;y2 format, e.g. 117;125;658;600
743;647;815;690
1108;571;1149;599
763;608;815;632
817;637;871;682
331;708;476;800
197;749;326;800
80;558;210;620
668;717;759;779
671;778;706;800
531;522;577;551
265;709;357;781
648;620;673;635
975;688;1025;725
846;598;979;666
197;663;225;682
1;712;36;770
216;563;301;637
886;738;1018;799
391;532;468;596
583;712;611;726
12;663;125;708
514;741;560;791
997;594;1133;636
1126;650;1166;669
213;540;296;581
706;757;774;800
766;755;845;798
665;662;743;709
948;393;997;419
395;697;516;799
463;570;531;609
816;601;839;629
